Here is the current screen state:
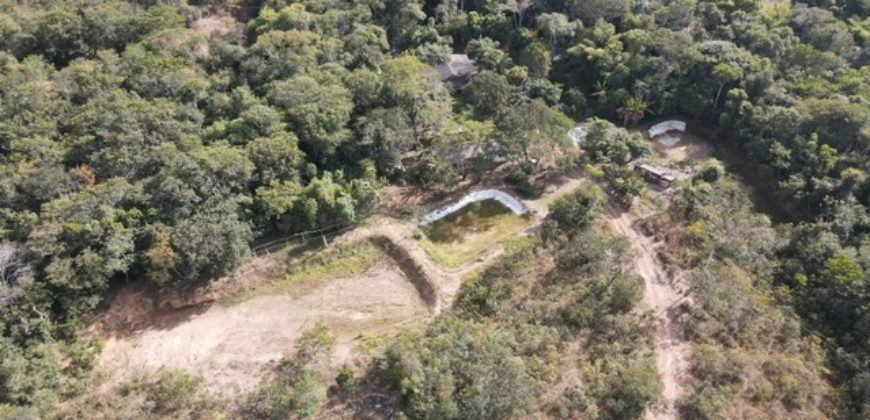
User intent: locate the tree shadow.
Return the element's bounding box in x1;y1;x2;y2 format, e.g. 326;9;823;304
87;281;214;340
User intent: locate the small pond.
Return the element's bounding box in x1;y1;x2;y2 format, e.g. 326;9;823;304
418;198;531;268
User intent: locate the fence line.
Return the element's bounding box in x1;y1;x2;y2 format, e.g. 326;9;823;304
250;211;375;257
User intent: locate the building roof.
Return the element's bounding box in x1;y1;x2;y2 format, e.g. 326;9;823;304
437;54;477;87
635;163;676;182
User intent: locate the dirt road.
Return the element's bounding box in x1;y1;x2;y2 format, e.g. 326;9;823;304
606;206;690;420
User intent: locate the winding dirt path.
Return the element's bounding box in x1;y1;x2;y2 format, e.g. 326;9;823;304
606;206;690;420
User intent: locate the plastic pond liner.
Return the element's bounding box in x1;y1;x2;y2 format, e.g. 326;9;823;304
655;133;682;147
419;189;528;226
648;120;687;138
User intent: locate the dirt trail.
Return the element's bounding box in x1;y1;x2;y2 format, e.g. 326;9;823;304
606;206;690;420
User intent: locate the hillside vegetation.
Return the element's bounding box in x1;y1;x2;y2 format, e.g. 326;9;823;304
0;0;868;418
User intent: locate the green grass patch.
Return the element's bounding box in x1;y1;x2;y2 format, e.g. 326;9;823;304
417;200;532;268
358;333;391;356
221;241;387;306
273;241;385;296
284;242;383;283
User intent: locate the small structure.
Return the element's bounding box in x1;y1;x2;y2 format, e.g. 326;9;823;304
634;163;676;188
437;54;477;88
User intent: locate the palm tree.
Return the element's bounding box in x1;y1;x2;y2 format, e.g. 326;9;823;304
618;96;648;127
592;79;609;103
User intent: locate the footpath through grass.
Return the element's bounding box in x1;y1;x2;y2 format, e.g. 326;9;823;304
417;199;532;268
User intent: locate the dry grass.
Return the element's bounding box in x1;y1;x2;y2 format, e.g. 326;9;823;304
219;241;386;306
266;241;386;297
97;240;430;397
417;200;533;268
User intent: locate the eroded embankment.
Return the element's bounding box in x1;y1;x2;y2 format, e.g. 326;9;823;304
367;235;438;310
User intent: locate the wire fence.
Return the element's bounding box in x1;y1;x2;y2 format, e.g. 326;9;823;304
250;211;376;257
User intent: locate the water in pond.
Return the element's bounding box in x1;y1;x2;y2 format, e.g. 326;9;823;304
419;199;531;268
425;199;514;243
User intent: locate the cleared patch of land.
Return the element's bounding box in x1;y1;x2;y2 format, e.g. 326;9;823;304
91;173;662;405
96;242;429;397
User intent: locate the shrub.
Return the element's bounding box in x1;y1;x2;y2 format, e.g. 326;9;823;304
380;321;536;420
245;379;293;419
605;166;646;205
584;163;605;179
695;160;725;183
415;151;459;188
148;370;204;414
334;365;357;392
505;168;538;198
543;186;604;242
291;370;326;417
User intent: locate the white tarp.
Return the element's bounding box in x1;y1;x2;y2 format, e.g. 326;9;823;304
655;134;682;147
648;120;687;138
568;124;588;146
420;189;528;226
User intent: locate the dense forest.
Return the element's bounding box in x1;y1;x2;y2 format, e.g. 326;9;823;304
0;0;868;418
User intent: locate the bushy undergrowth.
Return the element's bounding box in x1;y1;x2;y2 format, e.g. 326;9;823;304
646;175;833;418
379;189;661;419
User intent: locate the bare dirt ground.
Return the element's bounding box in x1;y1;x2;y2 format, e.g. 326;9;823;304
92;172;585;397
97;261;429;396
606;205;690;420
91;221;481;397
92;169;690;413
